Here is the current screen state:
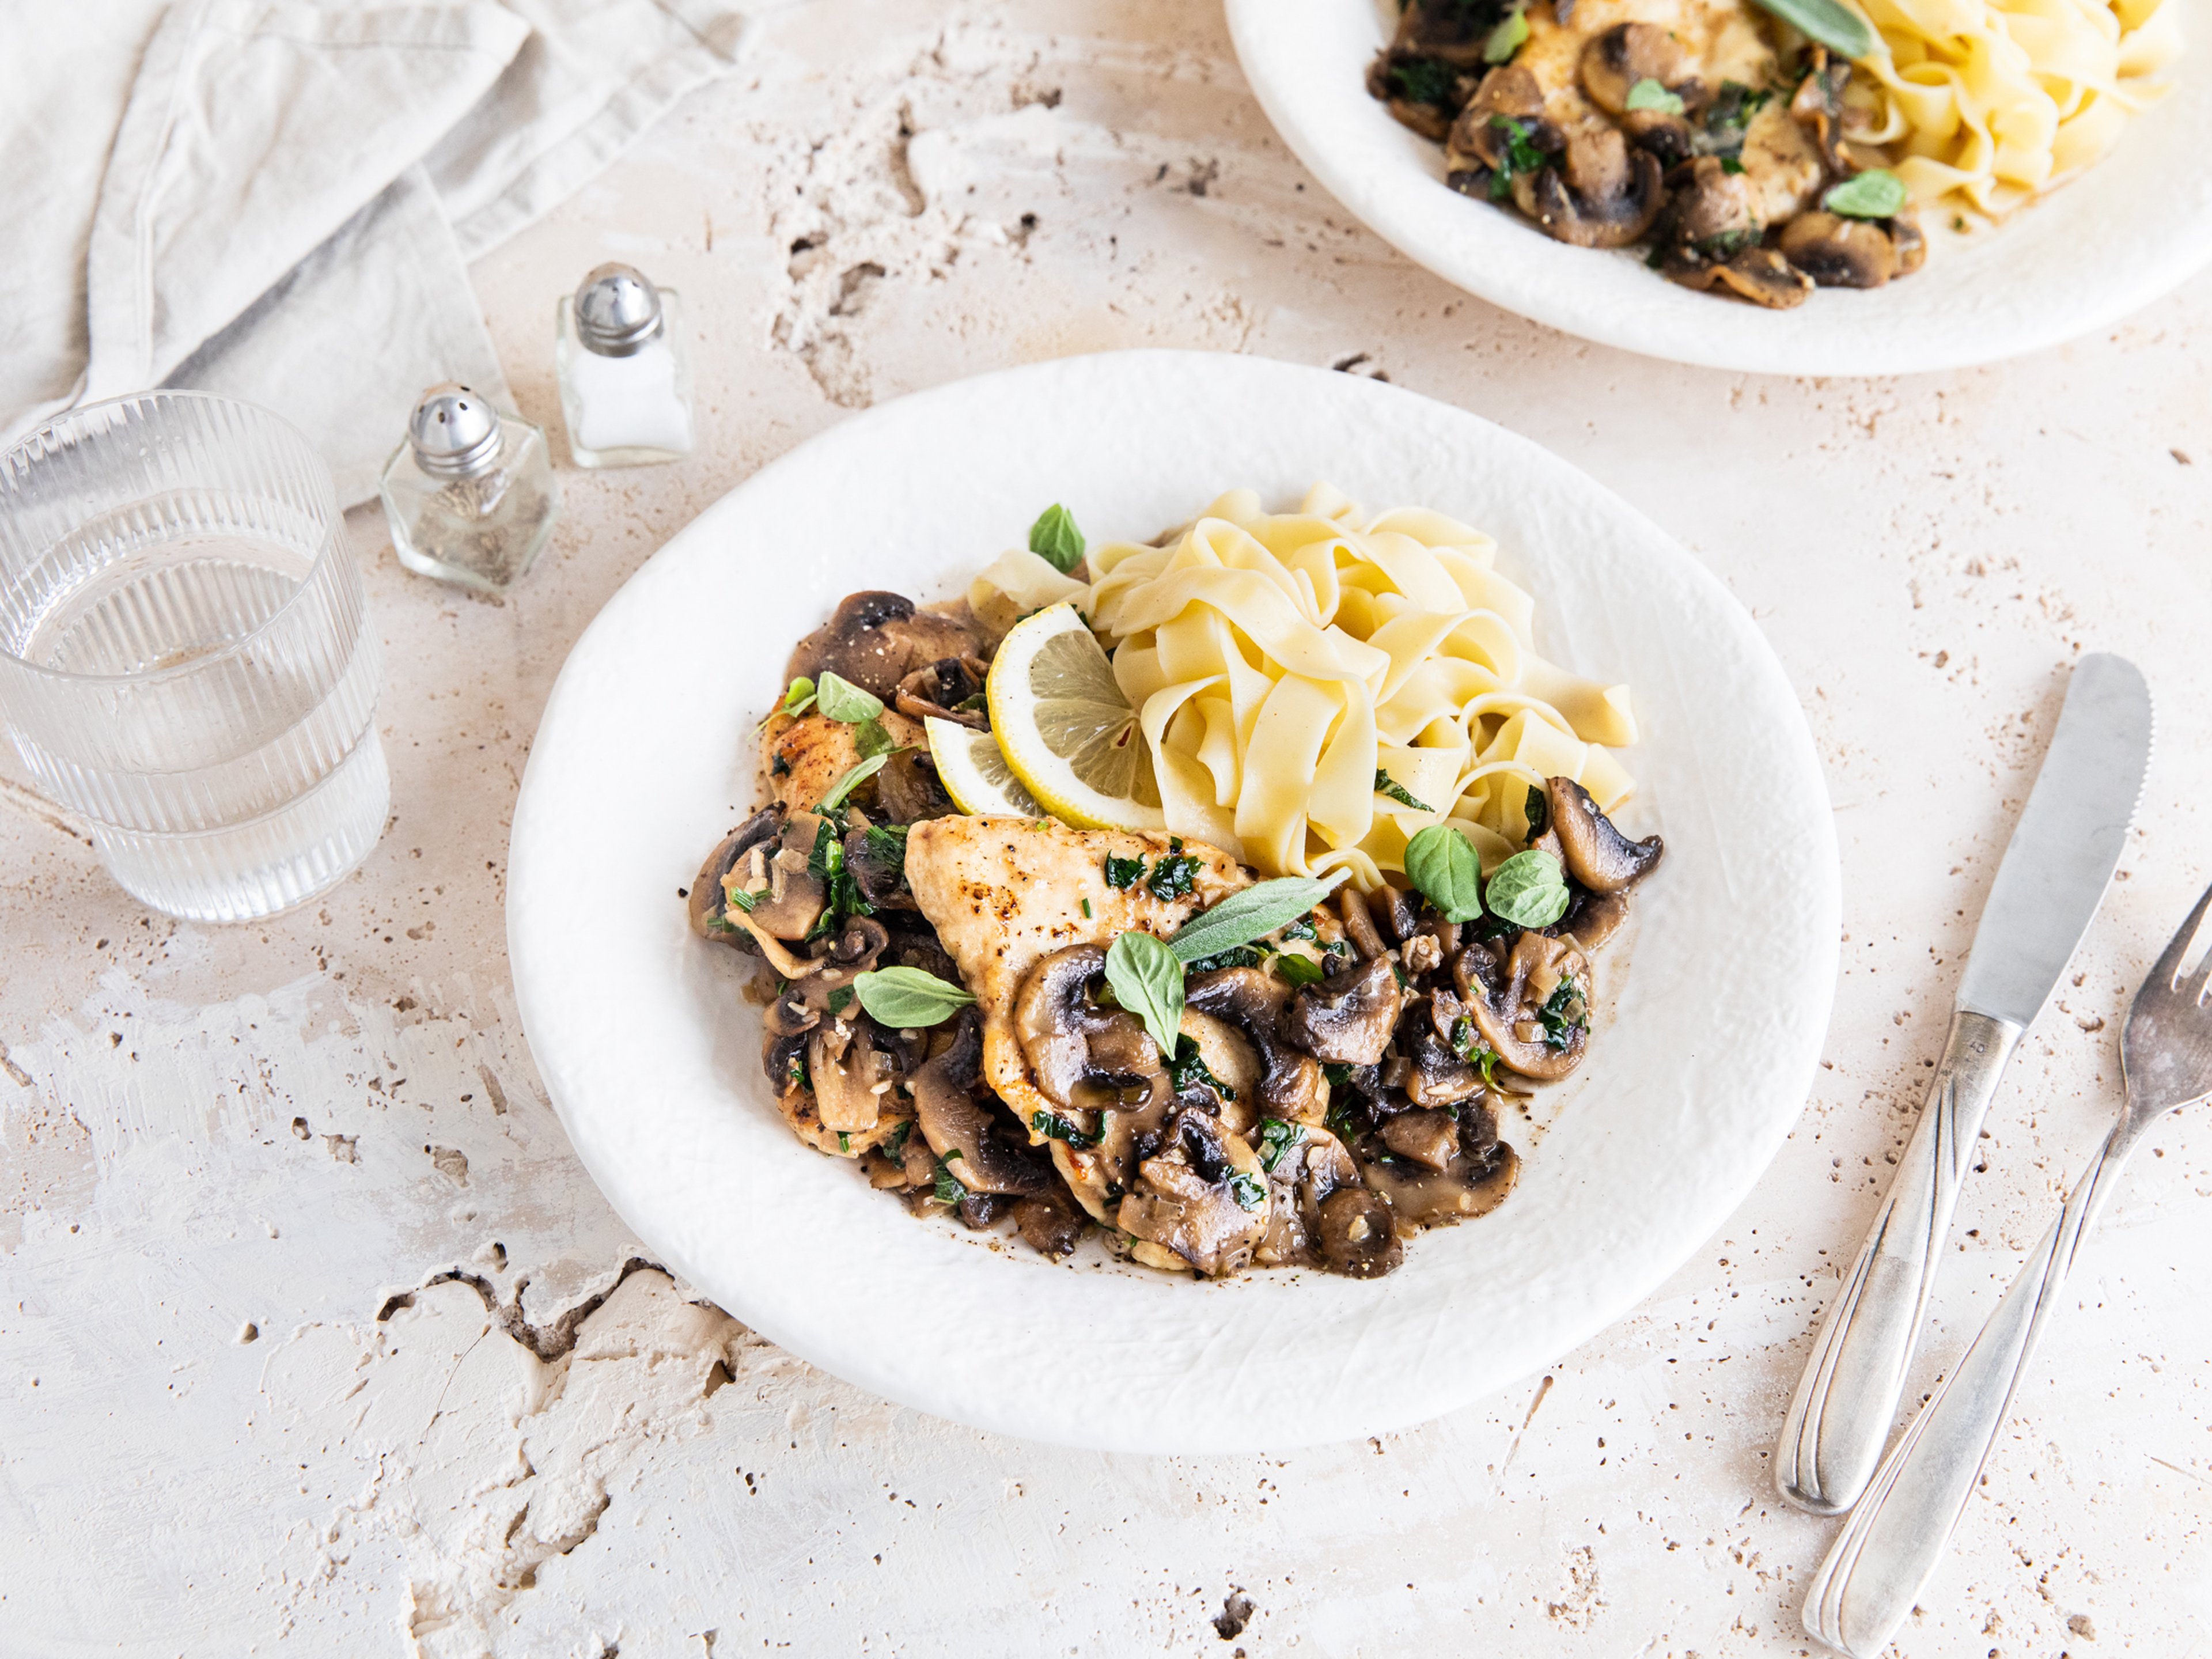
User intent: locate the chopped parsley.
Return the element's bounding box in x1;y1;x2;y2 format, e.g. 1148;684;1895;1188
1167;1035;1237;1102
1104;854;1145;889
1256;1117;1306;1173
806;820;872;938
1081;897;1093;918
783;1050;809;1091
1146;853;1203;902
1183;945;1263;975
931;1150;967;1206
1450;1016;1502;1087
1487;115;1549;202
1524;785;1549;838
1281;917;1317;942
1031;1109;1099;1149
1374;768;1434;812
1323;1062;1354;1088
952;692;988;714
1385;55;1455;107
1227;1172;1267;1211
827;985;854;1015
1694;228;1762;262
885;1122;912;1161
1537;975;1588;1051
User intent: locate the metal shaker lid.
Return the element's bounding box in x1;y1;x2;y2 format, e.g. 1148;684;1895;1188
407;384;503;478
573;263;664;357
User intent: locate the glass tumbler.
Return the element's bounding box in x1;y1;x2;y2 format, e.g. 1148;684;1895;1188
0;393;388;922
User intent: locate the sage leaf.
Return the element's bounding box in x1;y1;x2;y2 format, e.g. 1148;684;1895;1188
1747;0;1875;60
1168;873;1345;964
815;670;884;725
1105;930;1184;1059
1403;823;1486;923
1485;849;1570;929
817;752;891;812
1823;168;1908;219
854;965;976;1028
1029;503;1086;574
1482;9;1528;63
1624;77;1685;115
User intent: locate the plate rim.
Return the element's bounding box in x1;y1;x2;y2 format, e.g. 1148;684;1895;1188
507;348;1842;1451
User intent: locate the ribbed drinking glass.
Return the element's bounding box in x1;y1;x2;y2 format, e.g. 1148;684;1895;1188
0;393;387;922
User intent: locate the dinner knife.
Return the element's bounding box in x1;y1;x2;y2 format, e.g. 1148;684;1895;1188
1774;652;2152;1517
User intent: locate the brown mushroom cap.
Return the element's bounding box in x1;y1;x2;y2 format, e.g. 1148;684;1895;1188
1556;887;1632;953
1185;967;1328;1120
730;812;832;940
1285;954;1403;1067
1891;215;1926;275
1313;1187;1403;1278
911;1009;1054;1195
1014;942;1162;1109
1546;776;1664;894
785;592;982;700
808;1019;895;1138
1012;1190;1086;1258
1380;1108;1461;1172
1453;932;1592;1080
892;656;990;729
1448;66;1559;171
1391;0;1501;66
688;805;782;940
1670;157;1759;245
1119;1108;1270;1278
1580;23;1703;117
1523;129;1665;251
874;748;960;825
1780;211;1898;289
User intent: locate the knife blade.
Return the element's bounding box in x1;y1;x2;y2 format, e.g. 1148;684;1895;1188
1775;652;2152;1517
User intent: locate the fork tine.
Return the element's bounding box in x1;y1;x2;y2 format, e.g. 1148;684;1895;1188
2145;878;2212;1000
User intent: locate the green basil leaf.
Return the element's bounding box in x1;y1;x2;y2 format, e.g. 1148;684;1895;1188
817;752;889;812
1168;874;1344;964
854;965;976;1028
1484;849;1570;929
1274;953;1327;988
815;671;885;725
1482;9;1528;63
1028;503;1087;574
1624;77;1685;114
1105;930;1184;1059
1256;1117;1306;1173
1747;0;1875;59
1403;824;1485;923
1823;168;1908;219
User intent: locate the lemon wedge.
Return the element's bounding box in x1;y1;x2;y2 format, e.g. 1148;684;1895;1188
925;716;1042;817
985;603;1165;832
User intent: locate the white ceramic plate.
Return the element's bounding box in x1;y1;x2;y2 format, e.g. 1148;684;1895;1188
509;350;1838;1452
1228;0;2212;375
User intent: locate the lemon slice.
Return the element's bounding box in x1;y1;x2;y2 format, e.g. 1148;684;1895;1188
925;717;1042;817
986;603;1165;832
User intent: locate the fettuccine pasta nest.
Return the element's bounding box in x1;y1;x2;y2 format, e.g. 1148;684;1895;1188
1085;484;1637;889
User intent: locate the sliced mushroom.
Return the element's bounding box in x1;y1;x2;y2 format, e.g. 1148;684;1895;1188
1891;215;1926;275
1119;1107;1269;1278
1187;967;1328;1120
1448;66;1560;171
1401;1001;1482;1108
1363;1139;1521;1226
1521;128;1665;251
874;747;960;825
1546;777;1663;893
893;656;990;729
1286;955;1403;1067
689;805;783;940
730;812;831;940
1556;886;1631;953
806;1019;894;1138
785;591;982;700
1313;1187;1403;1278
1669;156;1759;246
1390;0;1500;66
1336;886;1388;961
910;1009;1053;1195
1788;52;1854;175
763;1028;810;1096
1779;210;1897;289
1373;885;1420;945
1012;1190;1086;1258
764;986;820;1039
842;825;915;910
1014;943;1162;1109
1580;24;1703;118
1453;931;1592;1080
1664;244;1814;309
1380;1108;1460;1172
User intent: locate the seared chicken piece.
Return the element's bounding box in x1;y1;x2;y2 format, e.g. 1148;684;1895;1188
903;816;1249;1137
762;708;924;815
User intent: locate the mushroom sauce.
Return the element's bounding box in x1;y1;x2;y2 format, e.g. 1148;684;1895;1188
1370;0;1925;306
687;587;1666;1281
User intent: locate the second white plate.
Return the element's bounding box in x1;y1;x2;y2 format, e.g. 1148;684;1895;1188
508;350;1838;1452
1228;0;2212;376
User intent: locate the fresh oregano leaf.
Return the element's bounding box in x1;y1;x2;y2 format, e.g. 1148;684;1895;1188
1624;77;1685;114
1403;824;1486;923
781;676;817;716
1823;168;1908;219
1028;504;1086;574
853;965;976;1028
1167;874;1344;964
1105;930;1184;1059
1746;0;1875;59
1485;848;1570;929
815;671;884;725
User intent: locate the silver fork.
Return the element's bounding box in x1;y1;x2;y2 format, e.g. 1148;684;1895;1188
1802;878;2212;1657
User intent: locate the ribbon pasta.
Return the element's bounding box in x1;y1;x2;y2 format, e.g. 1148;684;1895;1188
1851;0;2181;214
1081;485;1638;889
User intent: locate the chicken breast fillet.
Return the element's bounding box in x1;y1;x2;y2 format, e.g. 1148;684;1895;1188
903;816;1249;1135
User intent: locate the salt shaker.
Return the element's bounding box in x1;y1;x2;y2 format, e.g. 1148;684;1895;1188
556;263;695;467
378;385;560;594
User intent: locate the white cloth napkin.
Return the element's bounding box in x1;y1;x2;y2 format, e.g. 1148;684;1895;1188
2;0;754;505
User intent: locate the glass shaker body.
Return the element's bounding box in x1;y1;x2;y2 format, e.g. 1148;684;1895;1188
556;290;695;468
378;414;560;595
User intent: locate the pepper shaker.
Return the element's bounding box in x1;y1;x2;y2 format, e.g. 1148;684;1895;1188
378;384;560;594
556;263;695;467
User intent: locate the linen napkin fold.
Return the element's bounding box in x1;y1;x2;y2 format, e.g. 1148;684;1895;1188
2;0;753;505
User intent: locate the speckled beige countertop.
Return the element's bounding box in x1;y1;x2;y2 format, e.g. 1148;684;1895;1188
3;2;2208;1654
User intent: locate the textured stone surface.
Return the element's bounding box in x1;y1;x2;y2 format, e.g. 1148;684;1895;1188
3;1;2209;1653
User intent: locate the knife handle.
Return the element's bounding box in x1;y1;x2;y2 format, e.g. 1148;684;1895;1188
1774;1008;2022;1516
